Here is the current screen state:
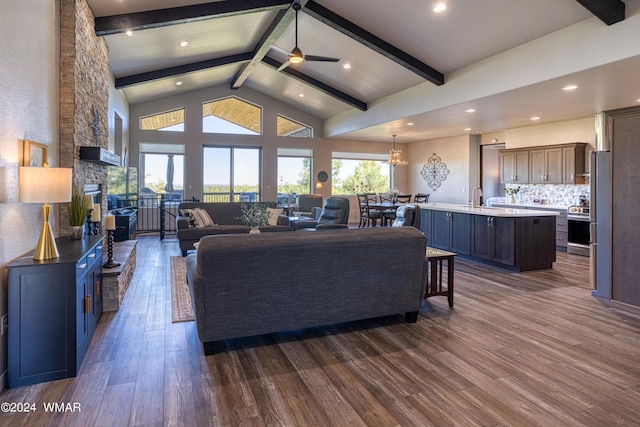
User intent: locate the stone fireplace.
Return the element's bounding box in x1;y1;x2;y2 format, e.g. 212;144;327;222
59;0;111;235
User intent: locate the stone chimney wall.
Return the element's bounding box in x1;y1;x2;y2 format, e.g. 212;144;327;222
59;0;110;234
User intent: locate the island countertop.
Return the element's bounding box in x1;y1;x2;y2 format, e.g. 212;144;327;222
416;202;559;217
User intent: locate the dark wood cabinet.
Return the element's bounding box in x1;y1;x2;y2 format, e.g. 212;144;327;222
7;235;104;388
500;150;529;184
562;144;587;184
529;147;563;184
422;208;555;271
429;211;470;255
500;143;587;184
471;216;515;265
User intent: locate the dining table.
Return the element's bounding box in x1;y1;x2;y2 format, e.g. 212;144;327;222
368;202;400;226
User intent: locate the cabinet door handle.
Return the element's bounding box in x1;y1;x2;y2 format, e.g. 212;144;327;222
84;295;91;314
492;217;495;227
487;217;491;227
95;280;100;297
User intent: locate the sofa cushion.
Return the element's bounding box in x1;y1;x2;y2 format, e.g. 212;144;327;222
178;225;222;241
267;207;283;225
219;225;251;234
180;208;216;228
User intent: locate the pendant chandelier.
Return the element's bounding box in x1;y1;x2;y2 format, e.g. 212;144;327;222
388;134;408;166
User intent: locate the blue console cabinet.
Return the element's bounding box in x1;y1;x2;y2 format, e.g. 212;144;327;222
7;235;103;388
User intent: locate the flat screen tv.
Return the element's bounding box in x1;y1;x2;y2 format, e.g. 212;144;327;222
107;166;138;209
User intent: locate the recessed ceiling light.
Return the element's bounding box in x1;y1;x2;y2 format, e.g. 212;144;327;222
125;30;133;36
176;81;182;86
464;128;472;131
298;93;305;98
343;63;351;70
179;40;189;47
562;84;579;91
433;3;447;13
407;122;414;126
530;116;541;121
466;109;476;113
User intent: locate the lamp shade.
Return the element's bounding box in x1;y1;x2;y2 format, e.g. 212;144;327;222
19;167;72;203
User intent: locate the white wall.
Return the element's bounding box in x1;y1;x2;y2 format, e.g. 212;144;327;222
0;0;60;389
407;135;474;204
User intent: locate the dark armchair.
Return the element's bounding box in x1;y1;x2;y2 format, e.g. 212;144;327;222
392;204;421;229
293;197;350;230
295;194;323;218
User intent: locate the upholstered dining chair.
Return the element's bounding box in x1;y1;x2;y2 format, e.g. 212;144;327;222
357;193;382;227
293;197;350;230
414;193;430;203
396;195;412;203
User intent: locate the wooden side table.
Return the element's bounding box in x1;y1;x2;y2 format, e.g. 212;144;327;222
425;246;456;307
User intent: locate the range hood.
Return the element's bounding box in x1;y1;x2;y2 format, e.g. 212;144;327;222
79;146;120;166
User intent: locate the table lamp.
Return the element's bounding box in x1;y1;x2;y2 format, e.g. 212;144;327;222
19;166;73;261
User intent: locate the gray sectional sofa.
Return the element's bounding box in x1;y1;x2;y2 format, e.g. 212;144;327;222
176;202;290;256
186;227;428;354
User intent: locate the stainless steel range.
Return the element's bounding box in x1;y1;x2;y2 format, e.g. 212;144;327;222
567;206;590;256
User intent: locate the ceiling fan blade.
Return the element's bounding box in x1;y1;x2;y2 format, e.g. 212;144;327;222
269;45;291;56
304;55;340;62
277;60;292;72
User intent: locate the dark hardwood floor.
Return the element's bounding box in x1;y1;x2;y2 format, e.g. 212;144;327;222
2;234;639;426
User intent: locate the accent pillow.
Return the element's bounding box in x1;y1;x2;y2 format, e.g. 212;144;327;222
180;208;216;228
266;208;282;226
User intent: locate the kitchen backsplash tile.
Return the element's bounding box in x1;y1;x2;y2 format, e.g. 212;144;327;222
505;184;589;207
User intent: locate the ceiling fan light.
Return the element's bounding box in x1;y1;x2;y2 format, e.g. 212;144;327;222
289;47;304;64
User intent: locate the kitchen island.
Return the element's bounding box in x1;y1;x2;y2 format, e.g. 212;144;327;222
417;203;558;272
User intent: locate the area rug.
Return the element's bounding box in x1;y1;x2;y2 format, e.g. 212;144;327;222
170;256;195;323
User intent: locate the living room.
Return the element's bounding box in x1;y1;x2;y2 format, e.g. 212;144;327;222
2;0;640;425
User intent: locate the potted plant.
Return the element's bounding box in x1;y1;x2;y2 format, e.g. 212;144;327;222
505;185;521;203
68;186;86;239
236;202;271;234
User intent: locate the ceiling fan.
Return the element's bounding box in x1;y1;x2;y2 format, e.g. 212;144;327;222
275;2;340;72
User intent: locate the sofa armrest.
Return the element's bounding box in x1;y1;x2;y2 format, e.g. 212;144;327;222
177;216;190;230
292;220;318;230
277;214;290;227
310;206;322;220
315;224;348;231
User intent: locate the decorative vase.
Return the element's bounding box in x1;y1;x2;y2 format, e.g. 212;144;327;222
249;227;261;234
69;225;85;240
510;195;516;204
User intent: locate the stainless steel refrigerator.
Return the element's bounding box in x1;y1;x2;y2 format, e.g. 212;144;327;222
589;114;612;298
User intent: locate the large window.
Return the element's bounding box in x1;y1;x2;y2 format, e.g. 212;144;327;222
139;143;185;201
202;146;261;202
332;152;390;195
277;148;312;195
202;96;261;135
140;108;185;132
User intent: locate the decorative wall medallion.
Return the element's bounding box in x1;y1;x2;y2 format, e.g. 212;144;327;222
421;153;450;191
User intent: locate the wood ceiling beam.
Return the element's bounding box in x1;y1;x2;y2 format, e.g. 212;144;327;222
262;56;367;111
95;0;292;36
231;1;311;89
303;0;444;86
575;0;625;25
115;53;254;89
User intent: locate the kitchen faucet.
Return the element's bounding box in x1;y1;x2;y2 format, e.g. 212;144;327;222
472;186;483;208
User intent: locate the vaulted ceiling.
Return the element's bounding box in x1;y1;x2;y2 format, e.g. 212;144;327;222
87;0;639;142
